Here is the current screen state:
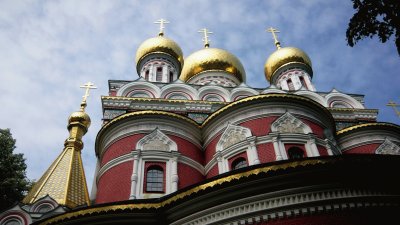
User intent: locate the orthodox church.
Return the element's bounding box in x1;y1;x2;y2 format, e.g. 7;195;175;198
1;20;400;225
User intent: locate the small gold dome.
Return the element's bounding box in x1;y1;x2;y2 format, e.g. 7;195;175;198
264;47;312;82
68;111;91;129
135;35;184;72
180;48;246;83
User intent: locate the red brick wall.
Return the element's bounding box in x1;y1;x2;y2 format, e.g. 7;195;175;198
96;161;133;204
204;134;221;165
239;117;278;136
206;164;219;179
178;163;204;189
257;143;276;163
284;143;306;157
170;136;203;164
343;143;381;154
317;145;329;156
101;134;145;167
143;162;166;193
302;118;325;139
228;151;248;170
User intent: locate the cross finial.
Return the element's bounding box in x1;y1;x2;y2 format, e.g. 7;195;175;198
267;27;281;49
198;28;213;48
154;19;170;36
387;100;400;118
79;82;97;111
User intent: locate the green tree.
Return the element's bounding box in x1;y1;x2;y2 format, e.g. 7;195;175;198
0;129;30;212
346;0;400;55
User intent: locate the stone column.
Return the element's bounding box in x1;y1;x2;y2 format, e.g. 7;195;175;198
170;157;178;192
246;136;260;165
130;151;141;199
272;136;283;160
307;135;320;157
216;152;224;174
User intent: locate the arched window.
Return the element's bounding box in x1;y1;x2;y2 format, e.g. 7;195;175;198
287;78;294;91
288;147;305;159
231;157;247;170
299;76;308;89
146;166;164;192
145;70;149;80
169;71;174;82
156;67;163;82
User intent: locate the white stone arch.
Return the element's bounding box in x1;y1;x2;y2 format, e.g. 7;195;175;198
271;112;312;134
230;86;259;101
136;128;177;152
198;85;231;102
160;83;199;100
294;90;328;107
325;89;364;109
214;124;259;174
117;81;161;98
216;124;252;152
375;138;400;155
30;195;58;213
261;85;286;94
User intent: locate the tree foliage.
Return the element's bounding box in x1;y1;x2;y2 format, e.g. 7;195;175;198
0;129;31;212
346;0;400;55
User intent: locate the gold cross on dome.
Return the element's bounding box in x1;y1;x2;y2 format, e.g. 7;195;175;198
79;82;97;110
267;27;282;49
198;28;213;48
387;100;400;117
154;19;170;36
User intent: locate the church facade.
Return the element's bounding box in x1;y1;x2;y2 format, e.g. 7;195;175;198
1;22;400;225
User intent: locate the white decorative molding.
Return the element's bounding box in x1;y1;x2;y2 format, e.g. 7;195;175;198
216;124;252;152
375;139;400;155
171;188;392;225
136;128;177;152
271;112;312;134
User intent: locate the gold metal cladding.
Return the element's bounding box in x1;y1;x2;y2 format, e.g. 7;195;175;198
179;47;246;83
135;36;184;70
336;122;400;135
264;47;312;82
38;158;329;225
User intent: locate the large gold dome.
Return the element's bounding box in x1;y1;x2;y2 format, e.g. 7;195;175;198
264;47;312;82
180;47;246;83
135;35;184;72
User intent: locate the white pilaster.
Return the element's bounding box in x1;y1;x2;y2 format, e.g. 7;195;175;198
272;136;283;160
170;157;178;192
246;136;260;165
130;151;140;199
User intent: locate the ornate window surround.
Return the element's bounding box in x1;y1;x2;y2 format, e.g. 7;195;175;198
130;129;179;199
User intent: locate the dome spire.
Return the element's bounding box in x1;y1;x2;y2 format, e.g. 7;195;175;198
79;82;97;112
267;27;281;49
154;18;170;36
198;28;213;48
23;83;96;208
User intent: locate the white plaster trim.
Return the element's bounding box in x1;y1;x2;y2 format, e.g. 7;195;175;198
136;128;178;152
172;188;394;225
116;81;161;97
375;138;400;155
271;112;312;134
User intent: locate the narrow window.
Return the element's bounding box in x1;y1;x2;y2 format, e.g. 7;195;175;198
288;147;305;159
231;157;247;170
287;79;294;91
156;67;163;82
145;70;149;80
299;76;308;89
169;71;174;82
146;166;164;192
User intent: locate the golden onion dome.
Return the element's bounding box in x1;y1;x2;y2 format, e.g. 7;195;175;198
264;47;312;82
135;35;184;72
68;111;91;129
180;47;246;83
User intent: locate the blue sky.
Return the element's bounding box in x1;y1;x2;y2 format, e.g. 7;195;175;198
0;0;399;192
